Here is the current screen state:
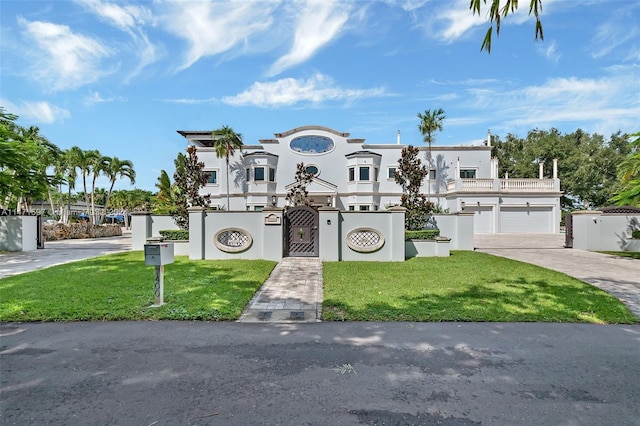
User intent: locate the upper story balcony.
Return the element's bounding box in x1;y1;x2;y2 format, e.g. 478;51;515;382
445;178;560;193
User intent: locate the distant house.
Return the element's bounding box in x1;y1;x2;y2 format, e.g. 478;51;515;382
178;125;561;234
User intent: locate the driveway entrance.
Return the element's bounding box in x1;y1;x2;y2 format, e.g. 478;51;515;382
474;233;640;318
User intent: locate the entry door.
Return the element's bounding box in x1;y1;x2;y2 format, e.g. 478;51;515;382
285;206;319;257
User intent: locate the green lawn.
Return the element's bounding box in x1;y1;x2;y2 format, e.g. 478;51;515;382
598;251;640;260
1;251;637;323
322;251;638;324
0;252;276;322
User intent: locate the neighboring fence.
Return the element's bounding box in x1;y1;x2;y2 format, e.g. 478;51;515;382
131;208;474;261
571;210;640;252
0;215;39;252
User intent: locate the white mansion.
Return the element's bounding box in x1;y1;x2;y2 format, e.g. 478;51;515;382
178;125;561;234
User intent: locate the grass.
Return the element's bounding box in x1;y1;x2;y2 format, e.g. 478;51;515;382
598;251;640;260
0;252;276;322
322;251;638;324
1;251;637;324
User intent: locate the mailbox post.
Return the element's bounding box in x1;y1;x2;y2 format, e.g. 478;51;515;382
144;243;174;306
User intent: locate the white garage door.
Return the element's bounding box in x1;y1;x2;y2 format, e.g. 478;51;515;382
499;207;552;233
467;206;494;233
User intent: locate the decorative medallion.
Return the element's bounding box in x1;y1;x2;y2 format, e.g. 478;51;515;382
346;227;385;253
214;228;253;253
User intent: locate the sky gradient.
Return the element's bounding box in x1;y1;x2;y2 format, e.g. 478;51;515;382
1;0;638;192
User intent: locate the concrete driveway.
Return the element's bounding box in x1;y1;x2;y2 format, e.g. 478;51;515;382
0;233;131;280
475;233;640;318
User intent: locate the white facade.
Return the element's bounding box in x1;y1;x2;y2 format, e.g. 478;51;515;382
178;125;562;234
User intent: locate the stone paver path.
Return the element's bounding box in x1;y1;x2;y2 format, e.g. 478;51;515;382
238;257;323;323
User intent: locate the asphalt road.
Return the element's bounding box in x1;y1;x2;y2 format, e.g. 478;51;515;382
1;321;639;425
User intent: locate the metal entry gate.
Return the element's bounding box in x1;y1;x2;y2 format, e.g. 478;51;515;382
284;206;319;257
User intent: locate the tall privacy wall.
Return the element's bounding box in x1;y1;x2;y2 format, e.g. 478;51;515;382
571;211;640;252
0;215;38;252
188;207;407;262
131;209;474;260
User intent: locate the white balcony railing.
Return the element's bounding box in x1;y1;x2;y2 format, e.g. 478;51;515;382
446;178;557;193
500;179;556;192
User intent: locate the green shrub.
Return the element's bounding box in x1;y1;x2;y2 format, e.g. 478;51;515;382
404;229;440;240
632;229;640;239
159;229;189;240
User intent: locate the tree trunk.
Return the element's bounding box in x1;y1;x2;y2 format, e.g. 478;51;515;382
226;157;230;210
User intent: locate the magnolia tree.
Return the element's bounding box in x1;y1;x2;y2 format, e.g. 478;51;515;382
395;145;434;230
285;163;314;208
171;145;210;229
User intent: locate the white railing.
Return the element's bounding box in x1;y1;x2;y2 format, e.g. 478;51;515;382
461;178;494;190
445;178;557;193
500;179;555;192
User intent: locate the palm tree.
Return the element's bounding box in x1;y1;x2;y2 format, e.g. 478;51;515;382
64;147;83;223
89;154;109;223
101;157;135;223
212;125;243;210
68;148;100;216
417;108;446;201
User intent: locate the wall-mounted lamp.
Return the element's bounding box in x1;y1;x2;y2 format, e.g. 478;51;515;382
271;195;277;207
526;202;530;207
327;196;332;206
327;219;331;225
460;201;465;210
477;201;480;206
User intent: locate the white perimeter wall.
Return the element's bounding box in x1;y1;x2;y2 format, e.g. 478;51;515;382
0;216;38;251
572;212;640;252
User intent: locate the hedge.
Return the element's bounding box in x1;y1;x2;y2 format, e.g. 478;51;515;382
159;229;189;240
404;229;440;241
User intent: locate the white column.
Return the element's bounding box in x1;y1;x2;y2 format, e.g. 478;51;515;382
553;159;558;179
539;162;544;179
456;157;460;178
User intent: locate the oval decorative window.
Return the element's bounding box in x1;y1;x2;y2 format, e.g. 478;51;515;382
305;164;319;176
290;135;334;155
346;228;385;253
214;228;253;253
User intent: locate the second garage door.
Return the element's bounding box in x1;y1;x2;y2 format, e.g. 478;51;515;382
499;207;552;233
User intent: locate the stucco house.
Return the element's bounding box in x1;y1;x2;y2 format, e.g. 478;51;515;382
178;125;561;234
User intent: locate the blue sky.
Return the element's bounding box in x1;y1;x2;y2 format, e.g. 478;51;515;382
1;0;639;192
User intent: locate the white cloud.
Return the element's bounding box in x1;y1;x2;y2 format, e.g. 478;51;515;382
434;1;485;42
74;0;151;30
538;40;560;63
222;73;387;107
590;13;640;60
1;98;70;124
160;97;219;105
267;0;351;76
458;65;640;136
159;1;278;72
427;0;559;44
83;91;126;106
74;0;158;82
17;17;114;91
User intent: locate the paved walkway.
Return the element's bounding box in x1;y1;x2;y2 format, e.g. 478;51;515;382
475;233;640;318
238;257;323;323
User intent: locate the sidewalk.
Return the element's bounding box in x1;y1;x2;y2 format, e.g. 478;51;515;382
238;257;323;323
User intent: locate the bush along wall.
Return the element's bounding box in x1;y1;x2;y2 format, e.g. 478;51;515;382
405;230;440;241
159;230;189;240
